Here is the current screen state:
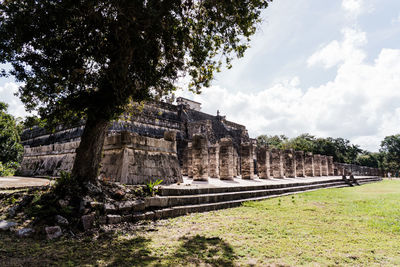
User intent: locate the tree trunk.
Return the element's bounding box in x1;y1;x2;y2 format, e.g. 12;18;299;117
71;113;109;185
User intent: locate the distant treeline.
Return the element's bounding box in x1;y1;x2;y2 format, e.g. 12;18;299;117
256;133;400;174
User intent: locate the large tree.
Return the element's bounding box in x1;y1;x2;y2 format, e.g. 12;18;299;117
0;101;23;168
0;0;271;185
380;134;400;174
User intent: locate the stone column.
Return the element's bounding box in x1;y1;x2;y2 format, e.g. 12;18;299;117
270;148;284;178
327;156;334;176
187;143;193;178
257;146;271;179
233;149;239;177
283;149;296;178
320;155;328;176
219;138;235;180
192;135;209;181
181;145;189;176
241;142;255;179
313;154;322;176
304;152;314;177
208;144;219;178
295;151;305;177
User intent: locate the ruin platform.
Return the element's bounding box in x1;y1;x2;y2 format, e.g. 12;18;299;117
0;176;51;190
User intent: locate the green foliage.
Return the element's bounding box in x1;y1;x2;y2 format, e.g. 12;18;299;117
380;134;400;174
0;161;20;177
256;134;288;149
0;0;272;127
0;0;272;182
146;179;163;196
0;101;23;171
257;133;363;164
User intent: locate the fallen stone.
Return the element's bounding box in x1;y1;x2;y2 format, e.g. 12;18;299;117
8;206;17;217
146;196;168;208
45;226;62;240
16;228;34;238
104;203;117;213
58;199;69;208
131;200;146;212
107;215;121;224
90;201;103;209
112;190;125;200
117;201;135;212
55;215;69;226
81;214;95;231
86;182;102;195
0;220;17;231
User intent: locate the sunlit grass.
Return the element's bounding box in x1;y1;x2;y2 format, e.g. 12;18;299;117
1;179;399;266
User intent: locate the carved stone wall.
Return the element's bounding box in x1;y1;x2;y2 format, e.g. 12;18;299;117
283;149;296;178
20;132;182;185
191;135;209;181
257;147;271;179
208;144;220;178
295;151;305;177
304;152;314;177
313;154;322;176
270;148;284;178
241;143;255;179
219;138;235;180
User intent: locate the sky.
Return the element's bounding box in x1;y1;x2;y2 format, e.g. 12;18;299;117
1;0;400;152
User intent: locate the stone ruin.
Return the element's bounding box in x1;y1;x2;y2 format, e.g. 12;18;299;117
18;97;381;184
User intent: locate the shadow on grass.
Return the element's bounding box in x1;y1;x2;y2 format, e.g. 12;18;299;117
0;231;237;266
172;234;237;266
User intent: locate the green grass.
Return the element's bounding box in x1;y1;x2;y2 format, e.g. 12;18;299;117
1;180;400;266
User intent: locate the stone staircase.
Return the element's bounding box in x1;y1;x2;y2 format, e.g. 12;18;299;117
103;176;382;224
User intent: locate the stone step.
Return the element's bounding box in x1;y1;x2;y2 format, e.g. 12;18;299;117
159;178;347;196
129;183;350;222
152;181;348;208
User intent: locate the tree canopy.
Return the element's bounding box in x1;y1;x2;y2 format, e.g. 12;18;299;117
256;133;362;164
0;101;23;176
0;0;272;183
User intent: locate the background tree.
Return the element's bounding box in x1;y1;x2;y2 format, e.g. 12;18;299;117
0;101;23;176
257;134;288;148
380;134;400;175
0;0;272;185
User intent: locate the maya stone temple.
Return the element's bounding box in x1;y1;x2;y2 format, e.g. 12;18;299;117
18;97;381;184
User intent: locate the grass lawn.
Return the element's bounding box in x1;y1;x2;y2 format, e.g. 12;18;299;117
1;179;400;266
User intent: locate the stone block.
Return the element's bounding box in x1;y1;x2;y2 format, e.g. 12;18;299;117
304;152;314;177
270;148;284;178
257;146;271;179
45;226;62;240
192;135;209;181
313;154;322;176
295;151;305;177
283;149;296;178
241;143;255;179
219;138;235;180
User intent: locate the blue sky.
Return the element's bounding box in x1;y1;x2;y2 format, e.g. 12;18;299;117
1;0;400;152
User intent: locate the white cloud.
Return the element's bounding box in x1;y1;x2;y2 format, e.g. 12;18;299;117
178;35;400;152
0;82;29;118
342;0;364;15
307;28;366;68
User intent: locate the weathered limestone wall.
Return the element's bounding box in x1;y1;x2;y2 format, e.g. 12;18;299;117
187;143;193;178
327;156;334;176
283;149;296;178
295;151;305;177
320;155;328;176
219;138;235;180
304;152;314;177
270;148;284;178
241;143;255;179
257;147;270;179
208;144;220;178
19;132;183;185
313;154;322;176
191;135;209;181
